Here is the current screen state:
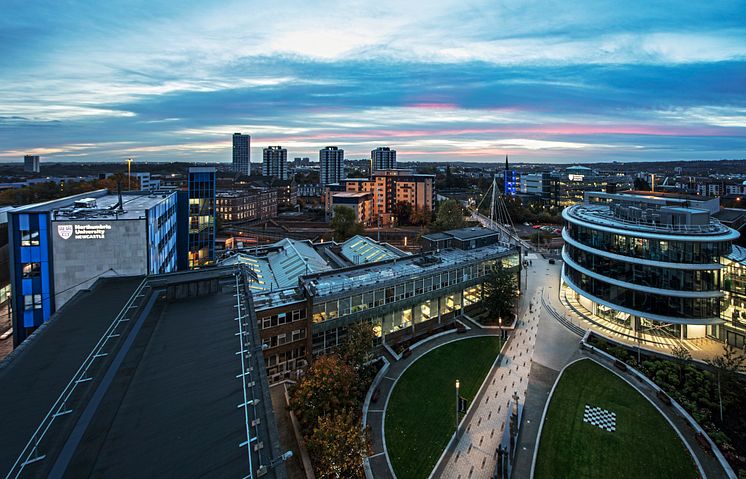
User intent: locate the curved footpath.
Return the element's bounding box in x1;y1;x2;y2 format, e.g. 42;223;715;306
364;327;501;479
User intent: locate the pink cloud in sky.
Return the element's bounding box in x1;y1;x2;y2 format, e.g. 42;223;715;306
257;122;737;145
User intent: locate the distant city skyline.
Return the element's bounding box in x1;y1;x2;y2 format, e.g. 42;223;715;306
1;0;745;164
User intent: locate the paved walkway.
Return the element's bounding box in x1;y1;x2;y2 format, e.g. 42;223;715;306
431;290;542;479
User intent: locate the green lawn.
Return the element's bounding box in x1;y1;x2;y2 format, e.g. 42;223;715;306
535;359;698;479
385;335;502;479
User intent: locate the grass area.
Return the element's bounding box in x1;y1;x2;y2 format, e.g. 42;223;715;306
535;359;698;479
385;336;502;479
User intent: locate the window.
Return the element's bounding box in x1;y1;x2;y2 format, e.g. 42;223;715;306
21;230;40;247
292;329;305;342
24;294;42;311
22;262;41;278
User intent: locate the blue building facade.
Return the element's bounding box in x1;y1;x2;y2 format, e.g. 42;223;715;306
147;192;178;274
188;167;216;269
502;155;518;196
7;210;54;344
8;190;179;346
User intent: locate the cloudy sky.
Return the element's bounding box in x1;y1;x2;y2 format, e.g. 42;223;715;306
1;0;745;164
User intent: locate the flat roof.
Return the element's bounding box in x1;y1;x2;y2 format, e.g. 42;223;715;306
0;276;145;476
11;190;173;221
422;227;500;242
0;268;284;478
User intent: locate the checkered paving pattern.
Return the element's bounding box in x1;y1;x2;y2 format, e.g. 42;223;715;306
583;404;616;432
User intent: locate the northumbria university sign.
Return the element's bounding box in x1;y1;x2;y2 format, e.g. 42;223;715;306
57;223;112;240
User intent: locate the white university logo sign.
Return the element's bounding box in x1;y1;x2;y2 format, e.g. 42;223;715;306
57;224;73;240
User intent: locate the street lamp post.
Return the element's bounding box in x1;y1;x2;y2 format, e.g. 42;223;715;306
126;158;133;191
455;379;460;437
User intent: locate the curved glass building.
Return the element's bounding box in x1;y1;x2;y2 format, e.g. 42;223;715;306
561;191;739;341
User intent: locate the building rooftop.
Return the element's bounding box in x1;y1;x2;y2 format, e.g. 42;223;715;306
0;268;283;479
302;242;515;299
339;235;408;265
220;238;333;292
727;245;746;264
424;226;501;242
12;189;173;221
565;203;736;237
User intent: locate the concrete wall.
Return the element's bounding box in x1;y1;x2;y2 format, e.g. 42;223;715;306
51;219;148;308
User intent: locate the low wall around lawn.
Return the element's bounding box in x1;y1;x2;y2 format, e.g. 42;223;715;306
580;337;737;479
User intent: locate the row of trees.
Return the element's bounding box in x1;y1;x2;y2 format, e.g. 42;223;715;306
330;198;468;242
0;173;139;206
289;322;377;478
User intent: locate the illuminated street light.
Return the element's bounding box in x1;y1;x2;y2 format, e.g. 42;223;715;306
126;158;133;191
455;379;460;435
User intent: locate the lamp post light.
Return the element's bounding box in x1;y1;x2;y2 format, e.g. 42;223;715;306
455;379;460;437
499;317;503;340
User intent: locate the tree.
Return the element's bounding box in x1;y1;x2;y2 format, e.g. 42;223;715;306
289;355;359;429
306;410;371;479
410;206;432;226
671;345;692;384
707;345;746;422
339;322;377;371
482;266;518;324
430;199;466;232
393;201;413;226
330;206;365;241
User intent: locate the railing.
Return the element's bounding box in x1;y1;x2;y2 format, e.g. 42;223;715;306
568;205;728;235
5;278;150;479
234;271;256;479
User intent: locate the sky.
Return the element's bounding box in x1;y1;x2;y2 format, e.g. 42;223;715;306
1;0;745;165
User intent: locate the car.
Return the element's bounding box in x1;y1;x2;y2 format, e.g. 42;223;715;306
523;222;531;226
532;225;541;229
548;258;556;264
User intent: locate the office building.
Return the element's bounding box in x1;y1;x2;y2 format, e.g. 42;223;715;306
23;155;40;174
324;169;434;226
521;173;545;195
422;227;503;252
262;146;288;180
561;191;739;342
371;147;396;171
132;172;160;191
216;188;277;223
304;231;519;356
188;167;216;269
220;228;518;383
503;156;518;196
0;267;286;479
232;133;251;176
319;146;344;186
329;192;372;225
7;189;178;346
